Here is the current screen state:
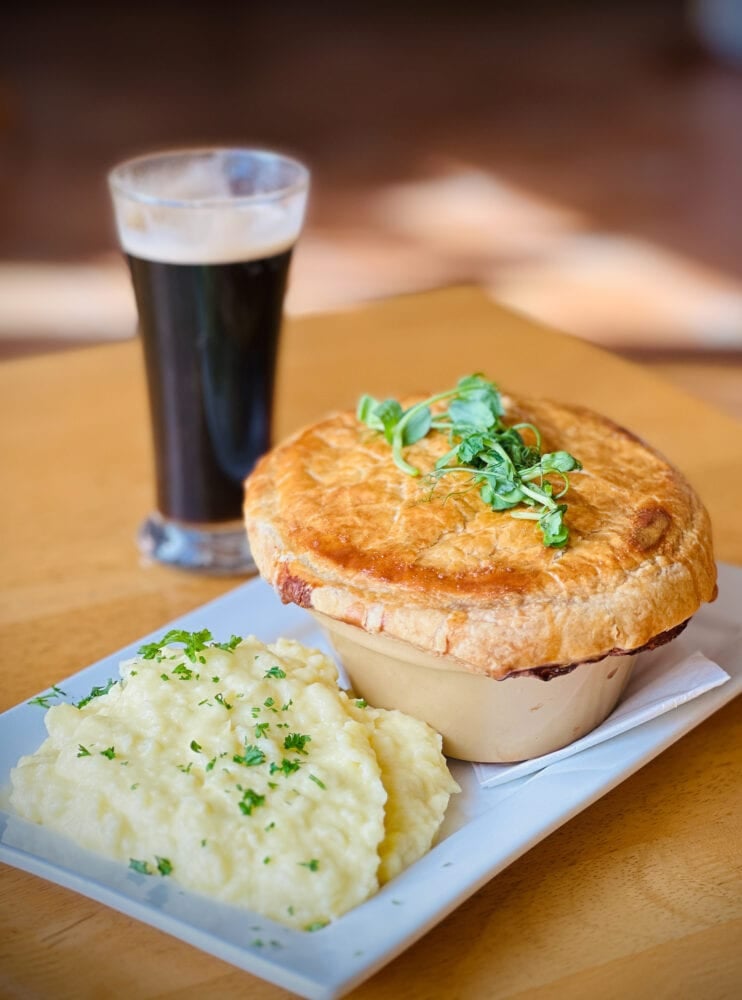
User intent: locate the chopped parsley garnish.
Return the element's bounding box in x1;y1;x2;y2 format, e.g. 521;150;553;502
75;679;116;709
238;788;266;816
233;743;266;767
281;700;293;711
270;758;301;777
138;628;244;664
299;859;320;872
100;746;116;760
305;921;328;931
205;757;216;772
308;774;326;790
190;740;202;753
265;821;276;832
263;856;271;865
212;634;242;652
160;673;170;682
214;692;233;710
129;858;151;875
138;627;212;663
177;762;193;774
211;676;220;683
172;663;195;681
28;685;67;708
155;856;173;876
283;733;312;755
354;698;368;709
357;374;583;547
264;666;286;679
254;721;270;738
77;744;92;757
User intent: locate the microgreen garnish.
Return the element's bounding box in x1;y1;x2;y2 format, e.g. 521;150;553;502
75;679;116;709
28;685;67;708
155;856;173;876
233;743;266;767
283;733;311;755
77;745;92;757
357;374;582;547
264;666;286;679
129;858;151;875
100;746;116;760
309;774;326;789
299;859;320;872
238;788;266;816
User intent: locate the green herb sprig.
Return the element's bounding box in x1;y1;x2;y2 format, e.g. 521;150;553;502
138;629;244;662
357;374;582;548
75;679;116;709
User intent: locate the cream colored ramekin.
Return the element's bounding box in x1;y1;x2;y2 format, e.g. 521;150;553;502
313;612;636;763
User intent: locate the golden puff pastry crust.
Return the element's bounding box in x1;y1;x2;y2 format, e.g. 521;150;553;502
244;396;716;679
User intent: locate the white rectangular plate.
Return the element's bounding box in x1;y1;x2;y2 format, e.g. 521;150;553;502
2;563;740;1000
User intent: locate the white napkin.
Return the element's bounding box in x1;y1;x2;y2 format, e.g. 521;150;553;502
473;649;730;788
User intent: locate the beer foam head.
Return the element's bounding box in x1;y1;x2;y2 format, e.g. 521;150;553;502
109;149;309;265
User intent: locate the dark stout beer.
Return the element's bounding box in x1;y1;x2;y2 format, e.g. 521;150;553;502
127;247;293;523
110;147;308;570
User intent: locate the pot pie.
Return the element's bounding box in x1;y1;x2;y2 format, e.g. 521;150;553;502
244;389;717;761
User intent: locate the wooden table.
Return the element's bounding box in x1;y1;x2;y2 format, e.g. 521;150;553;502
1;287;740;999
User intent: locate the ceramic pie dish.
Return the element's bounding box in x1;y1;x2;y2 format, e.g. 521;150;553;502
243;390;716;761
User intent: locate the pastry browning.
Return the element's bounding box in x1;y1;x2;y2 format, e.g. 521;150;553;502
244;395;716;679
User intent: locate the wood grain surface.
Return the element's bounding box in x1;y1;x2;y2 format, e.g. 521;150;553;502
1;287;740;999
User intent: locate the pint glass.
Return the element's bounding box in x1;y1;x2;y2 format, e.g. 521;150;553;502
109;148;309;573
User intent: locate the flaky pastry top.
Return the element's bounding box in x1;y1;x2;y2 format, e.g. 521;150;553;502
244;396;716;678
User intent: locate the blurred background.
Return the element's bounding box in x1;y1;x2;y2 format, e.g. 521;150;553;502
2;0;741;417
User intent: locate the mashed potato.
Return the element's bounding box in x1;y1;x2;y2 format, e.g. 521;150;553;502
10;631;458;930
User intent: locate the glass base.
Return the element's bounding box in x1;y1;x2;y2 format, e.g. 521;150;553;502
138;513;255;575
